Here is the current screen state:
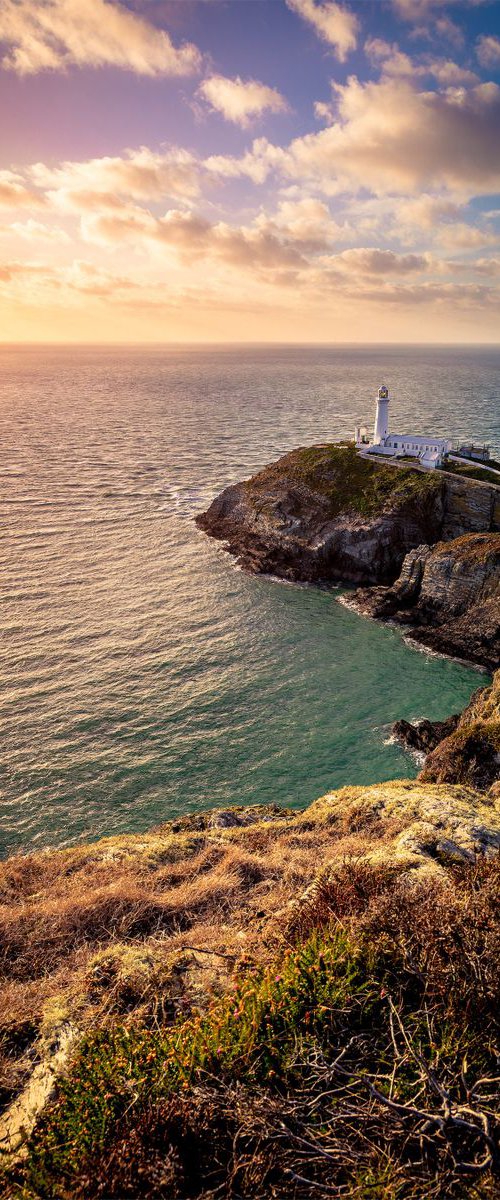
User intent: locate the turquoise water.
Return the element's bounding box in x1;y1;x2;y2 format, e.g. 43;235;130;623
1;344;497;857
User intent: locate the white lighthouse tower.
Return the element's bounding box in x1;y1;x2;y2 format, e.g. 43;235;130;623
373;385;389;446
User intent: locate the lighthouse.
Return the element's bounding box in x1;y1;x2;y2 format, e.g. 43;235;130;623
373;385;389;445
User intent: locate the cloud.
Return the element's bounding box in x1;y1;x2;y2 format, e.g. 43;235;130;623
436;222;498;249
80;201;309;274
277;76;500;197
434;17;464;49
204;141;277;186
469;257;500;276
397;194;463;229
31;146;201;204
254;197;350;250
198;74;288;127
364;37;478;85
1;219;70;243
333;247;428;274
426;59;478;85
0;257;142;304
0;0;201;76
0;169;45;209
393;0;486;20
286;0;359;62
476;35;500;68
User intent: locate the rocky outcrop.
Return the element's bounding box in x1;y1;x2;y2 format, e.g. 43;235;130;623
351;532;500;670
197;444;500;588
196;444;446;584
419;672;500;790
393;712;460;755
394;673;500;791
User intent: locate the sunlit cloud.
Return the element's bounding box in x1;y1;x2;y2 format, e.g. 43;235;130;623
31;147;201;204
436;222;498;250
286;0;359;62
333;247;428;275
393;0;487;20
1;0;499;342
0;0;201;76
364;37;478;84
198;74;288;127
0;169;46;209
274;77;500;197
0;219;70;243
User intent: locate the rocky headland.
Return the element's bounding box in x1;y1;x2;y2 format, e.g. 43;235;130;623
196;442;500;585
351;532;500;670
197;444;500;670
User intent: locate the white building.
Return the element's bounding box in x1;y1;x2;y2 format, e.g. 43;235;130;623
355;387;453;469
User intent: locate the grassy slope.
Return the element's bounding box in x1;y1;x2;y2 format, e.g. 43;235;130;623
1;782;499;1198
8;859;500;1199
442;462;500;486
244;443;443;519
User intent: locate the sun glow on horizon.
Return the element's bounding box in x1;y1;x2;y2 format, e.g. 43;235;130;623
0;0;499;344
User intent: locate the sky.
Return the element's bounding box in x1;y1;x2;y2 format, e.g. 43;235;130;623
1;0;500;343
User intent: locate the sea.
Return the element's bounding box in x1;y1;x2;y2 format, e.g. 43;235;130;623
1;344;498;858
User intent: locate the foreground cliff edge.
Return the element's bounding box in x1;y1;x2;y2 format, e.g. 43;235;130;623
1;667;500;1197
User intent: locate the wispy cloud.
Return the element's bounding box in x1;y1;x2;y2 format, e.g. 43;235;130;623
364;37;478;84
0;169;46;209
393;0;487;20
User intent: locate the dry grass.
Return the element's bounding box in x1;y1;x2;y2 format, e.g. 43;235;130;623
0;781;499;1145
6;855;499;1199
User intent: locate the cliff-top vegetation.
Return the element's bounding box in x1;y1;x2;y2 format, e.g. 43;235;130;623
1;779;499;1198
245;442;443;519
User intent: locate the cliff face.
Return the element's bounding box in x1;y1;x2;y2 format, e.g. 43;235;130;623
395;671;500;792
441;474;500;539
352;532;500;670
196;444;500;587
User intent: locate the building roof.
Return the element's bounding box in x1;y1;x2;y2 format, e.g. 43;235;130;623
387;433;450;445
